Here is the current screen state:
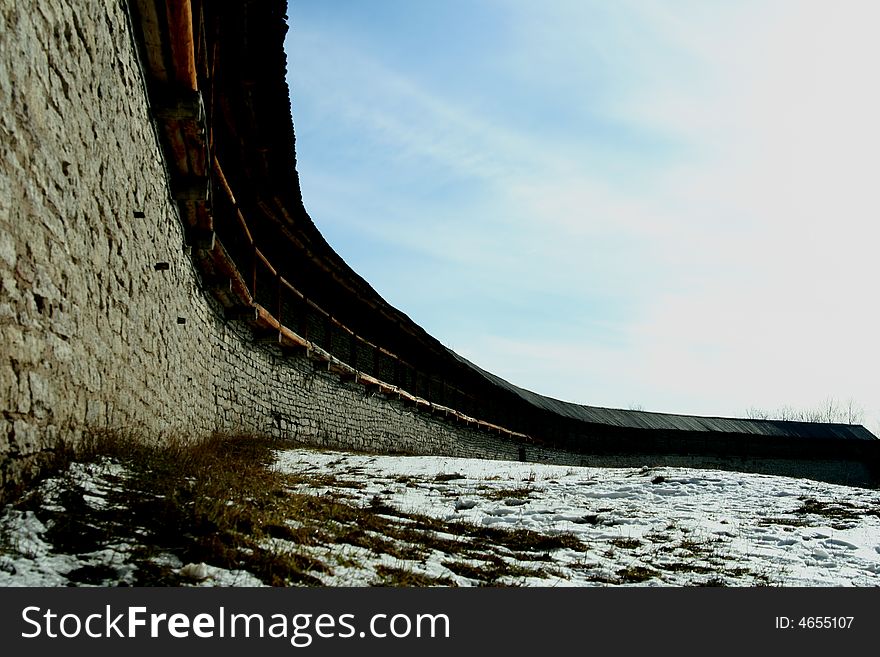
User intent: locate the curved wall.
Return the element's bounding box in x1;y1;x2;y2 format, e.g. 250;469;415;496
0;0;876;500
0;0;617;500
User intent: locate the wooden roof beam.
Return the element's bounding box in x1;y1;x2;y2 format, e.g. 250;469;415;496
164;0;198;91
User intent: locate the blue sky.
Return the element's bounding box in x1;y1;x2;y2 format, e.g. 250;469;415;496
284;0;880;432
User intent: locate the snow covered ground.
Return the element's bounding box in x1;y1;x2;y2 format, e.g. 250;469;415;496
0;460;263;588
274;450;880;587
1;447;879;586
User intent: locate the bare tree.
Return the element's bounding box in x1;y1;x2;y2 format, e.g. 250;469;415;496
746;398;864;424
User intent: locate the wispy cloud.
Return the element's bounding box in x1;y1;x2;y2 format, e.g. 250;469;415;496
286;1;880;429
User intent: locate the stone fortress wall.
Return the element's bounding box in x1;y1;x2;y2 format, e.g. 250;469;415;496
0;0;875;499
0;0;590;497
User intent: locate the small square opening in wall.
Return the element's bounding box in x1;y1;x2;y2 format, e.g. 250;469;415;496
133;211;146;218
154;262;170;271
177;317;186;325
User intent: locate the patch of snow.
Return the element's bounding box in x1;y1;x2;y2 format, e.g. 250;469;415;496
275;448;880;587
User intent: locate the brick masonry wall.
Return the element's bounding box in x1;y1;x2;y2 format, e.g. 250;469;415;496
0;0;873;499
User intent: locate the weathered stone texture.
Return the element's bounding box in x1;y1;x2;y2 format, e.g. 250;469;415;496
0;0;217;491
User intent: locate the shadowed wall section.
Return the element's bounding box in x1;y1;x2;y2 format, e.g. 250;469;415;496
0;0;877;500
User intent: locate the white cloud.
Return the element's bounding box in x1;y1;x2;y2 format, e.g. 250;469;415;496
287;1;880;429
